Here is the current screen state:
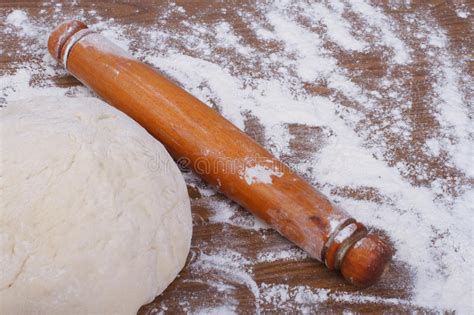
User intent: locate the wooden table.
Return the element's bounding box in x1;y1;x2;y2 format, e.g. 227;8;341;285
1;1;471;313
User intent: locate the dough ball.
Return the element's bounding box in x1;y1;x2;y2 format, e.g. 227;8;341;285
0;96;192;314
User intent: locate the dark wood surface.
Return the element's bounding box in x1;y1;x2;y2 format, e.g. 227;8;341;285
1;1;472;314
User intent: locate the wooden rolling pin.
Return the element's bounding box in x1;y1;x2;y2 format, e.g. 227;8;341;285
48;21;392;287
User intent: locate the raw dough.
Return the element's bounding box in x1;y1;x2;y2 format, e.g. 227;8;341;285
0;96;192;314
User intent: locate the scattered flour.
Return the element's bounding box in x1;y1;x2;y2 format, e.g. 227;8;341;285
193;250;260;311
452;3;470;19
193;305;237;315
5;10;36;37
206;198;270;231
302;2;367;52
1;1;472;313
256;248;309;263
258;283;416;313
348;0;412;64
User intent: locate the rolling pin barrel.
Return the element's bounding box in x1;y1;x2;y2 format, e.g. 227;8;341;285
48;21;392;287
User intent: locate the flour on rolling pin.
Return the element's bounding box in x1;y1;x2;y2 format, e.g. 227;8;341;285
240;162;284;185
241;165;283;185
78;33;133;60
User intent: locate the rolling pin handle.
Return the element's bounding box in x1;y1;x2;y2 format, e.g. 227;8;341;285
340;234;392;287
48;20;88;62
321;218;392;287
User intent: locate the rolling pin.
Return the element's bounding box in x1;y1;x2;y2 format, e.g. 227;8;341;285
48;21;392;287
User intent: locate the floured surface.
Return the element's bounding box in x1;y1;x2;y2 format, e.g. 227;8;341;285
1;0;472;314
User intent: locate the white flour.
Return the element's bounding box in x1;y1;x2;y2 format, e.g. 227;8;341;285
1;1;472;313
241;165;284;185
256;247;309;263
258;283;415;311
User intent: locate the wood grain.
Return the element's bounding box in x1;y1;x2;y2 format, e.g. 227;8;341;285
1;0;472;314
